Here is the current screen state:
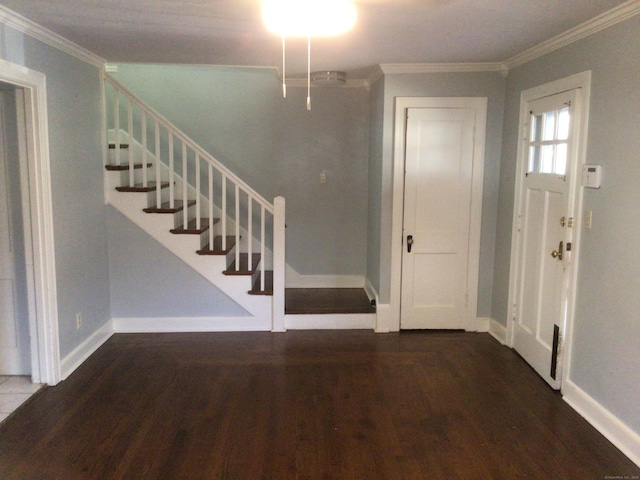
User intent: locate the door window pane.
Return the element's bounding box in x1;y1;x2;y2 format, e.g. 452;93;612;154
527;107;571;175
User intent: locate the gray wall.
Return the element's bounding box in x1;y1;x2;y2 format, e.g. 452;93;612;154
372;71;506;315
112;65;370;277
493;16;640;434
0;26;111;359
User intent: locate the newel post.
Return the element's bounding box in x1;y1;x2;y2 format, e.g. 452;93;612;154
272;196;286;332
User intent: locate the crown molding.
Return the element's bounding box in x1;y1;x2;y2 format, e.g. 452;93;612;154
504;0;640;70
0;5;105;68
283;77;369;89
379;62;508;75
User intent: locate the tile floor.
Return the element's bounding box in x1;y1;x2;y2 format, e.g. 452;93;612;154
0;376;41;423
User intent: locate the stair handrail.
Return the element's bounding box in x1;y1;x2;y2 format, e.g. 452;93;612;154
104;73;274;214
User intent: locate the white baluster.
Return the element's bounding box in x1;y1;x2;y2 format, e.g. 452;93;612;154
261;205;266;291
248;197;253;272
195;153;201;231
235;184;240;271
169;134;174;209
127;99;134;187
114;91;120;167
272;197;286;331
182;142;188;229
221;175;227;251
141;112;148;187
208;164;214;248
155;122;161;208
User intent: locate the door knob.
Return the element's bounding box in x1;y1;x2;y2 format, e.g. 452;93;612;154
551;241;563;260
407;235;414;253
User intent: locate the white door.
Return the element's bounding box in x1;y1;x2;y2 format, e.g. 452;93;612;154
512;89;577;389
0;91;30;375
401;107;475;329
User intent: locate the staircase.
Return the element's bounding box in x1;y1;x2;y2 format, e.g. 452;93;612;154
103;75;285;331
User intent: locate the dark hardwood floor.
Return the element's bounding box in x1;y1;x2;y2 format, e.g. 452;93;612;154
0;331;637;479
285;288;376;314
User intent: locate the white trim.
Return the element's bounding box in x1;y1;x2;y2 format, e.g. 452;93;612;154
373;303;394;333
390;97;487;332
285;265;365;288
475;317;490;332
112;317;271;333
563;380;640;468
0;58;60;386
60;321;114;380
379;63;508;75
504;0;640;70
488;318;508;345
283;78;369;89
0;5;105;68
285;313;375;330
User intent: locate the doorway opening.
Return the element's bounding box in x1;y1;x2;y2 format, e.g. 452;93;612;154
0;58;60;385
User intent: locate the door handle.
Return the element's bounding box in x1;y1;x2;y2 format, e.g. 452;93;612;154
551;241;563;261
407;235;414;253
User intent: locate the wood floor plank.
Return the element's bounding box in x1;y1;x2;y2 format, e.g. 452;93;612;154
0;331;638;479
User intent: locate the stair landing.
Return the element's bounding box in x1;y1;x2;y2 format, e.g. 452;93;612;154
285;288;375;315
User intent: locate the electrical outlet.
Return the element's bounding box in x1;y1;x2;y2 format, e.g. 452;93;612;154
76;312;82;329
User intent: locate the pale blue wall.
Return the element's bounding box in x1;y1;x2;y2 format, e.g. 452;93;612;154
493;15;640;434
107;208;249;317
373;71;506;314
0;26;110;359
112;64;370;277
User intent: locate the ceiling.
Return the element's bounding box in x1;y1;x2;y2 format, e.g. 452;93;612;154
0;0;630;78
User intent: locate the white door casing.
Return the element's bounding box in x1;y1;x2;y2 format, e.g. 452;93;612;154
0;58;60;385
401;107;475;329
508;71;592;391
388;97;487;332
0;91;30;374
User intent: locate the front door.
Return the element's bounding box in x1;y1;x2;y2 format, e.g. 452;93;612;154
512;89;577;389
0;90;30;375
400;107;476;329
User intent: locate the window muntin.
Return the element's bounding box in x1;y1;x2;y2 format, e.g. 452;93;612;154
527;106;570;175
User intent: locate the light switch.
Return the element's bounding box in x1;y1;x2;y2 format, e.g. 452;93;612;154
319;171;327;184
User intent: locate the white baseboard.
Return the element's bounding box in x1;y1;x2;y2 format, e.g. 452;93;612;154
374;303;396;333
112;316;271;333
474;317;491;332
563;380;640;468
60;320;114;380
285;313;375;330
488;318;508;345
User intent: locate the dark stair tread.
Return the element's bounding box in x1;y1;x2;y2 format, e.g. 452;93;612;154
108;143;130;149
143;200;196;214
285;288;376;315
249;271;273;296
196;236;237;255
116;181;169;192
170;218;214;235
105;163;152;171
224;253;261;275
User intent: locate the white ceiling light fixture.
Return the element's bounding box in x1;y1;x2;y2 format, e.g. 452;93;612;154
262;0;356;110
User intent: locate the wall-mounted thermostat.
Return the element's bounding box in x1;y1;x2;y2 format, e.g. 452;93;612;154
581;164;602;188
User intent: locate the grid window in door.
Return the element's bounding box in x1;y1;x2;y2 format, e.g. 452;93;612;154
528;106;570;175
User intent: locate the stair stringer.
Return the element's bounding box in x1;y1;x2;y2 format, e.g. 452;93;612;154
106;180;273;329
